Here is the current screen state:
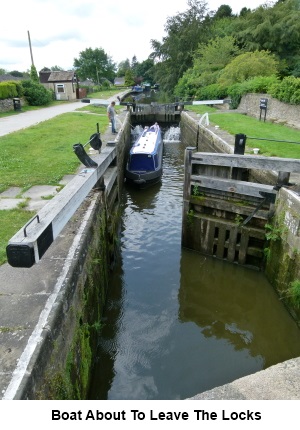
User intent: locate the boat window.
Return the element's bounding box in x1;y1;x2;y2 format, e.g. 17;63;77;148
129;154;155;171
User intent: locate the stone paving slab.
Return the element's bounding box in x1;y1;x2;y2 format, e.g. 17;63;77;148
0;294;49;328
59;175;76;186
0;251;70;295
0;187;22;198
22;185;58;200
0;331;30;374
0;198;26;210
25;200;49;212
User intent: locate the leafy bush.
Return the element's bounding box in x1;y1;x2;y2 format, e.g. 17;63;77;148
227;83;244;109
269;76;300;104
195;83;228;100
217;50;278;87
0;81;18;100
225;76;279;108
174;72;196;99
101;80;110;90
290;89;300;104
21;80;52;106
245;75;279;93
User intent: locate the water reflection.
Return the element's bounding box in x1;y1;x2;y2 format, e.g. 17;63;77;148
123;90;161;105
88;136;300;400
179;250;300;371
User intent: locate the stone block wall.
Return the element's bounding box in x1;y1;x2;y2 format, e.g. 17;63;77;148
238;93;300;129
264;187;300;322
0;98;14;112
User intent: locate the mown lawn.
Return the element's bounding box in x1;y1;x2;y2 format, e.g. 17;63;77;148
0;112;109;193
210;113;300;158
0;111;110;264
188;106;300;158
0;87;126;265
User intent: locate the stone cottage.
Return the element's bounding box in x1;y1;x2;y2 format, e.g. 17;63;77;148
39;70;78;101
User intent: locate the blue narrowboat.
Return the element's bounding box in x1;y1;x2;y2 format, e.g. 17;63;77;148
125;123;163;187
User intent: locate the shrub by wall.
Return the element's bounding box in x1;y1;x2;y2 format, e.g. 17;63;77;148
0;81;19;100
21;80;52;106
269;76;300;105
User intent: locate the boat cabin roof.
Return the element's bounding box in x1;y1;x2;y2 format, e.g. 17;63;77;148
131;125;161;156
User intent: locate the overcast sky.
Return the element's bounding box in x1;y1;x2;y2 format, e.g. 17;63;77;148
1;0;271;73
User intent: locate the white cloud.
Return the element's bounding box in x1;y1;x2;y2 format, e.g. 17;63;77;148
1;0;269;72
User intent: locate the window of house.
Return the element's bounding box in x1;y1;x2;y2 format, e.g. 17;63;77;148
56;84;65;93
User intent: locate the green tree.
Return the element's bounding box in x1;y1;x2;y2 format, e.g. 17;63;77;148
73;47;116;83
9;70;24;77
233;0;300;73
117;59;131;76
135;59;155;85
124;69;135;86
217;50;278;86
213;4;233;19
0;68;7;75
150;0;211;94
175;35;238;97
195;35;238;75
30;65;39;82
131;55;138;75
239;7;251;17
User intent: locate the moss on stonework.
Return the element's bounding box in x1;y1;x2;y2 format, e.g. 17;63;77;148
36;197;121;399
264;217;300;325
43;322;93;399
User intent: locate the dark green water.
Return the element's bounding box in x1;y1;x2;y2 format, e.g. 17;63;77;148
88;130;300;400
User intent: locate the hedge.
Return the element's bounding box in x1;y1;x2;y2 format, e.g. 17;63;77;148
0;81;24;100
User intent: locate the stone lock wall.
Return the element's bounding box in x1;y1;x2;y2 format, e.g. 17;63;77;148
24;117;132;399
264;187;300;323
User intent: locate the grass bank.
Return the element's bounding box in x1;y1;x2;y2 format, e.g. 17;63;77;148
0;94;122;264
0;112;108;192
188;106;300;158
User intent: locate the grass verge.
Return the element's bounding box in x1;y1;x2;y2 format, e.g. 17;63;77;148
0;87;126;265
188;106;300;158
0;111;110;265
0;112;109;192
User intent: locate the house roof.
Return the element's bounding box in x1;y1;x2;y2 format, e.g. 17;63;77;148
48;71;75;82
0;74;24;82
39;71;51;83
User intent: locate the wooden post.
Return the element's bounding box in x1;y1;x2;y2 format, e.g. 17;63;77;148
233;134;247;180
277;171;290;188
182;147;196;247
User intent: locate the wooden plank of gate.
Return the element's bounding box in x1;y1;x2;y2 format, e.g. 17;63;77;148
216;225;226;259
191;176;276;199
192;153;300;173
